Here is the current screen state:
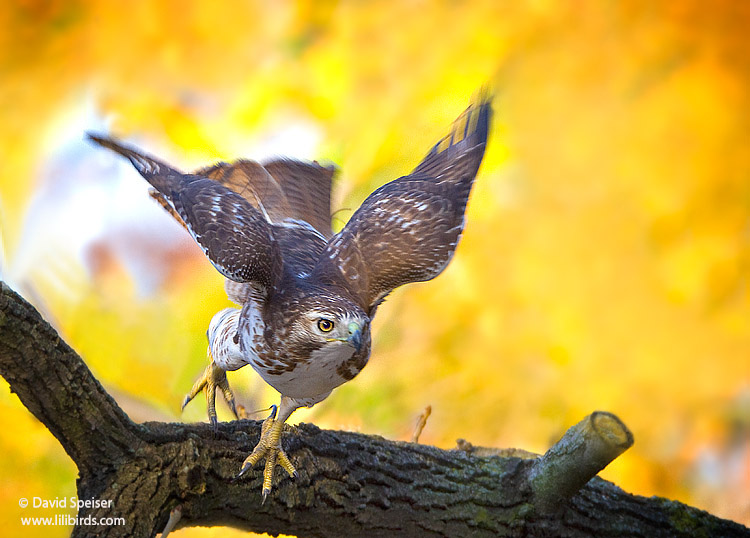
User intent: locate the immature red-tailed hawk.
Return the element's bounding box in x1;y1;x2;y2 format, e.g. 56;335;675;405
89;92;491;501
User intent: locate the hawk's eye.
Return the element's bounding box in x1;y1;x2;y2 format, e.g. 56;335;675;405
317;318;334;332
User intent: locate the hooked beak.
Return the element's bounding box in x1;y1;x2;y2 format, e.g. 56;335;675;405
346;321;363;352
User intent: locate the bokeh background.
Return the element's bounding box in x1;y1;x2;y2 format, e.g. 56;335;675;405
1;1;748;536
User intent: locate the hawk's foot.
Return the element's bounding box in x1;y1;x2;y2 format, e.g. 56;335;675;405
181;360;238;430
238;405;298;502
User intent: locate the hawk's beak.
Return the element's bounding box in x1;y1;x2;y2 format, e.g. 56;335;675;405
347;321;363;352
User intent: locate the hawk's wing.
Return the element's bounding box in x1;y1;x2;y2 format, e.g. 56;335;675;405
192;158;335;280
194;158;335;239
88;134;283;291
145;160;290;230
314;93;492;312
195;159;293;224
263;159;335;239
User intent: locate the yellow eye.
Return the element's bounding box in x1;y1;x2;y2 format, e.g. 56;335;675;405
317;318;334;332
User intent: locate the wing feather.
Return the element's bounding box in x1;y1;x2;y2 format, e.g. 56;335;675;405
263;159;335;239
195;160;291;223
87;134;282;291
195;158;333;276
314;93;492;311
195;158;335;239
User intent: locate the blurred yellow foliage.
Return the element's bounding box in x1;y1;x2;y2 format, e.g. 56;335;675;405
1;1;748;536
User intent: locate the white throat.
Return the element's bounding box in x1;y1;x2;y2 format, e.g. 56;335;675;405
258;342;355;401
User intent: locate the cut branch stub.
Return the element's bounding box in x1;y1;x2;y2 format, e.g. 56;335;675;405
529;410;634;512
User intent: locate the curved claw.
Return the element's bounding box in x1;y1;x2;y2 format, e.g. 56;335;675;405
237;405;297;501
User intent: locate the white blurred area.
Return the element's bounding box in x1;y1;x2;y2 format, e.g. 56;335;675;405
3;104;191;304
1;97;323;306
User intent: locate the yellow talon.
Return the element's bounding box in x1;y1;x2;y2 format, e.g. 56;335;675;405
182;347;238;430
238;403;298;502
277;449;297;479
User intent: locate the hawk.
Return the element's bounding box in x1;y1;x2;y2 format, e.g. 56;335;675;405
89;92;492;501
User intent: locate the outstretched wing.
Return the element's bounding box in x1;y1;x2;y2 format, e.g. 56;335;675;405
88;134;282;291
314;93;492;312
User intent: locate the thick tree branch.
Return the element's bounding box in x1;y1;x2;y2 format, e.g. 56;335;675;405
0;282;143;474
1;282;748;538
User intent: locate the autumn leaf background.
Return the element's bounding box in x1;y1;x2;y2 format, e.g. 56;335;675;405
1;1;748;536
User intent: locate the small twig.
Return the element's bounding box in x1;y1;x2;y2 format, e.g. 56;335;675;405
411;405;432;443
158;505;182;538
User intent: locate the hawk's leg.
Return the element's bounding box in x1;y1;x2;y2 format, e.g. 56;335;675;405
238;395;300;502
181;347;239;430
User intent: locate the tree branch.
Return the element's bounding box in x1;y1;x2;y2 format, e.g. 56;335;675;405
0;282;143;474
1;282;748;538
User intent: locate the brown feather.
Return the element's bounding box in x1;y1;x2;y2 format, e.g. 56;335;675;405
314;93;492;312
263;159;336;239
195;160;292;223
88;134;283;290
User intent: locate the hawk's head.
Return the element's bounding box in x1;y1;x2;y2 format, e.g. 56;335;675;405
272;287;370;362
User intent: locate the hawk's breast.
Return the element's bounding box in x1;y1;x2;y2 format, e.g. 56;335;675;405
249;339;360;403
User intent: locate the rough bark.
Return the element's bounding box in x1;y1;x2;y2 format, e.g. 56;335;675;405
1;281;748;538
